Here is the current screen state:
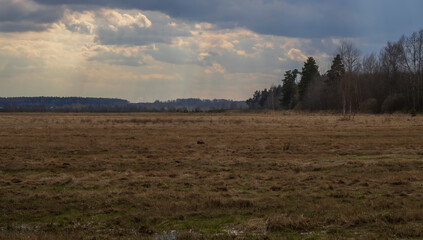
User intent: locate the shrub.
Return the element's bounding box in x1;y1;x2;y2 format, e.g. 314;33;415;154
360;98;379;113
381;94;406;113
410;107;417;117
293;102;303;111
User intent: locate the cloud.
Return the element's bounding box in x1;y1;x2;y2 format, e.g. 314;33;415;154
29;0;423;39
62;10;95;34
2;0;423;41
100;9;151;29
287;48;307;61
138;74;175;81
205;62;225;74
145;43;198;65
87;48;147;66
0;0;64;32
0;22;49;32
93;10;192;46
59;8;193;48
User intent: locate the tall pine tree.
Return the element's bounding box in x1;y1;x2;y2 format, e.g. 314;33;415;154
298;57;319;101
327;54;345;84
323;54;345;109
280;69;299;109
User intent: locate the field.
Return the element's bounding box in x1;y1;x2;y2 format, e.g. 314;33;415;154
1;112;423;239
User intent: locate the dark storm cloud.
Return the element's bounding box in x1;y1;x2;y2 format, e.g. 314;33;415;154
0;22;48;32
0;0;64;32
30;0;423;38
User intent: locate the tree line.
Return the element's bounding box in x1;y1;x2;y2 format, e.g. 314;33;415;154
0;97;247;112
247;29;423;115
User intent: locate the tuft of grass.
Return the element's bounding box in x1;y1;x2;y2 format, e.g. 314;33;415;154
266;214;313;232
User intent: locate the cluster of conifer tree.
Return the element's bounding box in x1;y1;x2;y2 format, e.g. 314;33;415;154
247;29;423;115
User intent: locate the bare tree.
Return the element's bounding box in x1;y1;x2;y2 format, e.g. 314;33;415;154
400;30;423;108
362;53;379;75
337;41;361;117
380;40;404;95
338;41;361;72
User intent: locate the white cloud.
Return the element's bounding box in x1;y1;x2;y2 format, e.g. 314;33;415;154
94;10;192;46
236;50;247;56
100;9;152;29
62;10;95;34
205;62;225;74
287;48;307;61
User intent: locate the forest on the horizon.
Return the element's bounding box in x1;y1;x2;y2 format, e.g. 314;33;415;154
0;97;247;112
247;29;423;115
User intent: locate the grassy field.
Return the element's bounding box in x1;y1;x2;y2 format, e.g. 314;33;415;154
0;112;423;239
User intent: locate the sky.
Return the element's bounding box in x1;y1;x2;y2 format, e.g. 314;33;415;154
0;0;422;102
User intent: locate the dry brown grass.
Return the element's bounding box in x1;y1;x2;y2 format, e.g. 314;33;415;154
0;111;423;239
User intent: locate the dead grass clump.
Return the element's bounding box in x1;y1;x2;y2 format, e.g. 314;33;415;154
110;118;152;124
378;212;406;224
243;218;267;233
175;231;200;240
389;180;410;186
0;232;86;240
176;231;239;240
393;224;423;238
55;177;73;186
290;166;302;173
205;198;254;209
266;214;312;232
231;199;254;208
329;191;350;199
80;119;92;123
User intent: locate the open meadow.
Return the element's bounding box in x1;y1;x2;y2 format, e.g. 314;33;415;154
1;112;423;239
